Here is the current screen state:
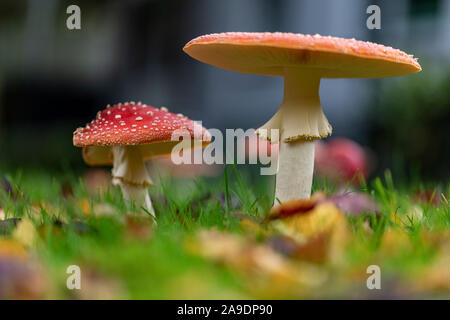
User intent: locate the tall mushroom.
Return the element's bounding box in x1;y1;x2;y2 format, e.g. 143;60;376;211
73;102;211;217
184;32;421;202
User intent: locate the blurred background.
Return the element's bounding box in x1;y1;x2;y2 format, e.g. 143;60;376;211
0;0;448;183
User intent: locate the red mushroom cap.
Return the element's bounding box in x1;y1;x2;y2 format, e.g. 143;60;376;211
73;102;211;166
184;32;421;78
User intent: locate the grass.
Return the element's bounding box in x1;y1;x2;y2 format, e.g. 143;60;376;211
0;165;449;299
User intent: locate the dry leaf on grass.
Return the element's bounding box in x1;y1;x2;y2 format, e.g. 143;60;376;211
186;229;328;295
13;218;38;248
0;239;28;260
0;256;48;299
125;215;154;241
71;268;127;300
329;192;379;217
267;196;350;265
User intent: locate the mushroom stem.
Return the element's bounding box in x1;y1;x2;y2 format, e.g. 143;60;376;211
112;146;155;218
265;70;331;203
275;140;315;202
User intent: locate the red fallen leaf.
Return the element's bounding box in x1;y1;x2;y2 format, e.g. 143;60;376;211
413;190;442;207
329;192;379;217
267;197;320;220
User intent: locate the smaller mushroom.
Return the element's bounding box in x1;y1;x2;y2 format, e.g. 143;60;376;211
73;102;211;219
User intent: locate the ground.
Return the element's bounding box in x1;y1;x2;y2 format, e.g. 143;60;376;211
0;166;449;299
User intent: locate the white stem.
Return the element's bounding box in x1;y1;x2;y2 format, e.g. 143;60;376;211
275;140;315;202
112;146;155;218
271;70;330;203
115;179;156;218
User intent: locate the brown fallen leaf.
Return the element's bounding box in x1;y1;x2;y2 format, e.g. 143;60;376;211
268;197;350;265
125;215;154;241
268;194;323;220
266;233;330;264
186;229;328;295
0;256;48;299
74;269;127;300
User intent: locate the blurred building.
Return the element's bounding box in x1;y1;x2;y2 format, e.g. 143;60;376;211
0;0;448;170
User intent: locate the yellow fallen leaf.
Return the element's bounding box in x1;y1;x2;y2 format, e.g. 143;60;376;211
186;229;328;295
379;228;411;254
239;218;268;237
270;200;350;265
78;198;92;216
13;218;38;248
0;239;28;259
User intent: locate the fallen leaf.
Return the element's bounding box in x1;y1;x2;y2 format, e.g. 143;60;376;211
0;239;28;260
267;234;330;264
125;215;153;241
329;192;379;217
186;229;328;294
78;198;92;216
413;190;442;207
379;228;411;254
268;194;324;220
13;219;38;248
0;256;48;299
270;201;346;239
0;218;21;236
72;268;127;300
269;198;350;265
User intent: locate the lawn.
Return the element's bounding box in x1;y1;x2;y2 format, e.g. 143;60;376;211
0;165;449;299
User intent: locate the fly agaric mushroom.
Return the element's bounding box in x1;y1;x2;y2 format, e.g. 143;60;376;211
184;32;421;202
73;102;211;217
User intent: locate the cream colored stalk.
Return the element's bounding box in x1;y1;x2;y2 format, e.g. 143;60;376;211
257;70;332;202
111;145;156;218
